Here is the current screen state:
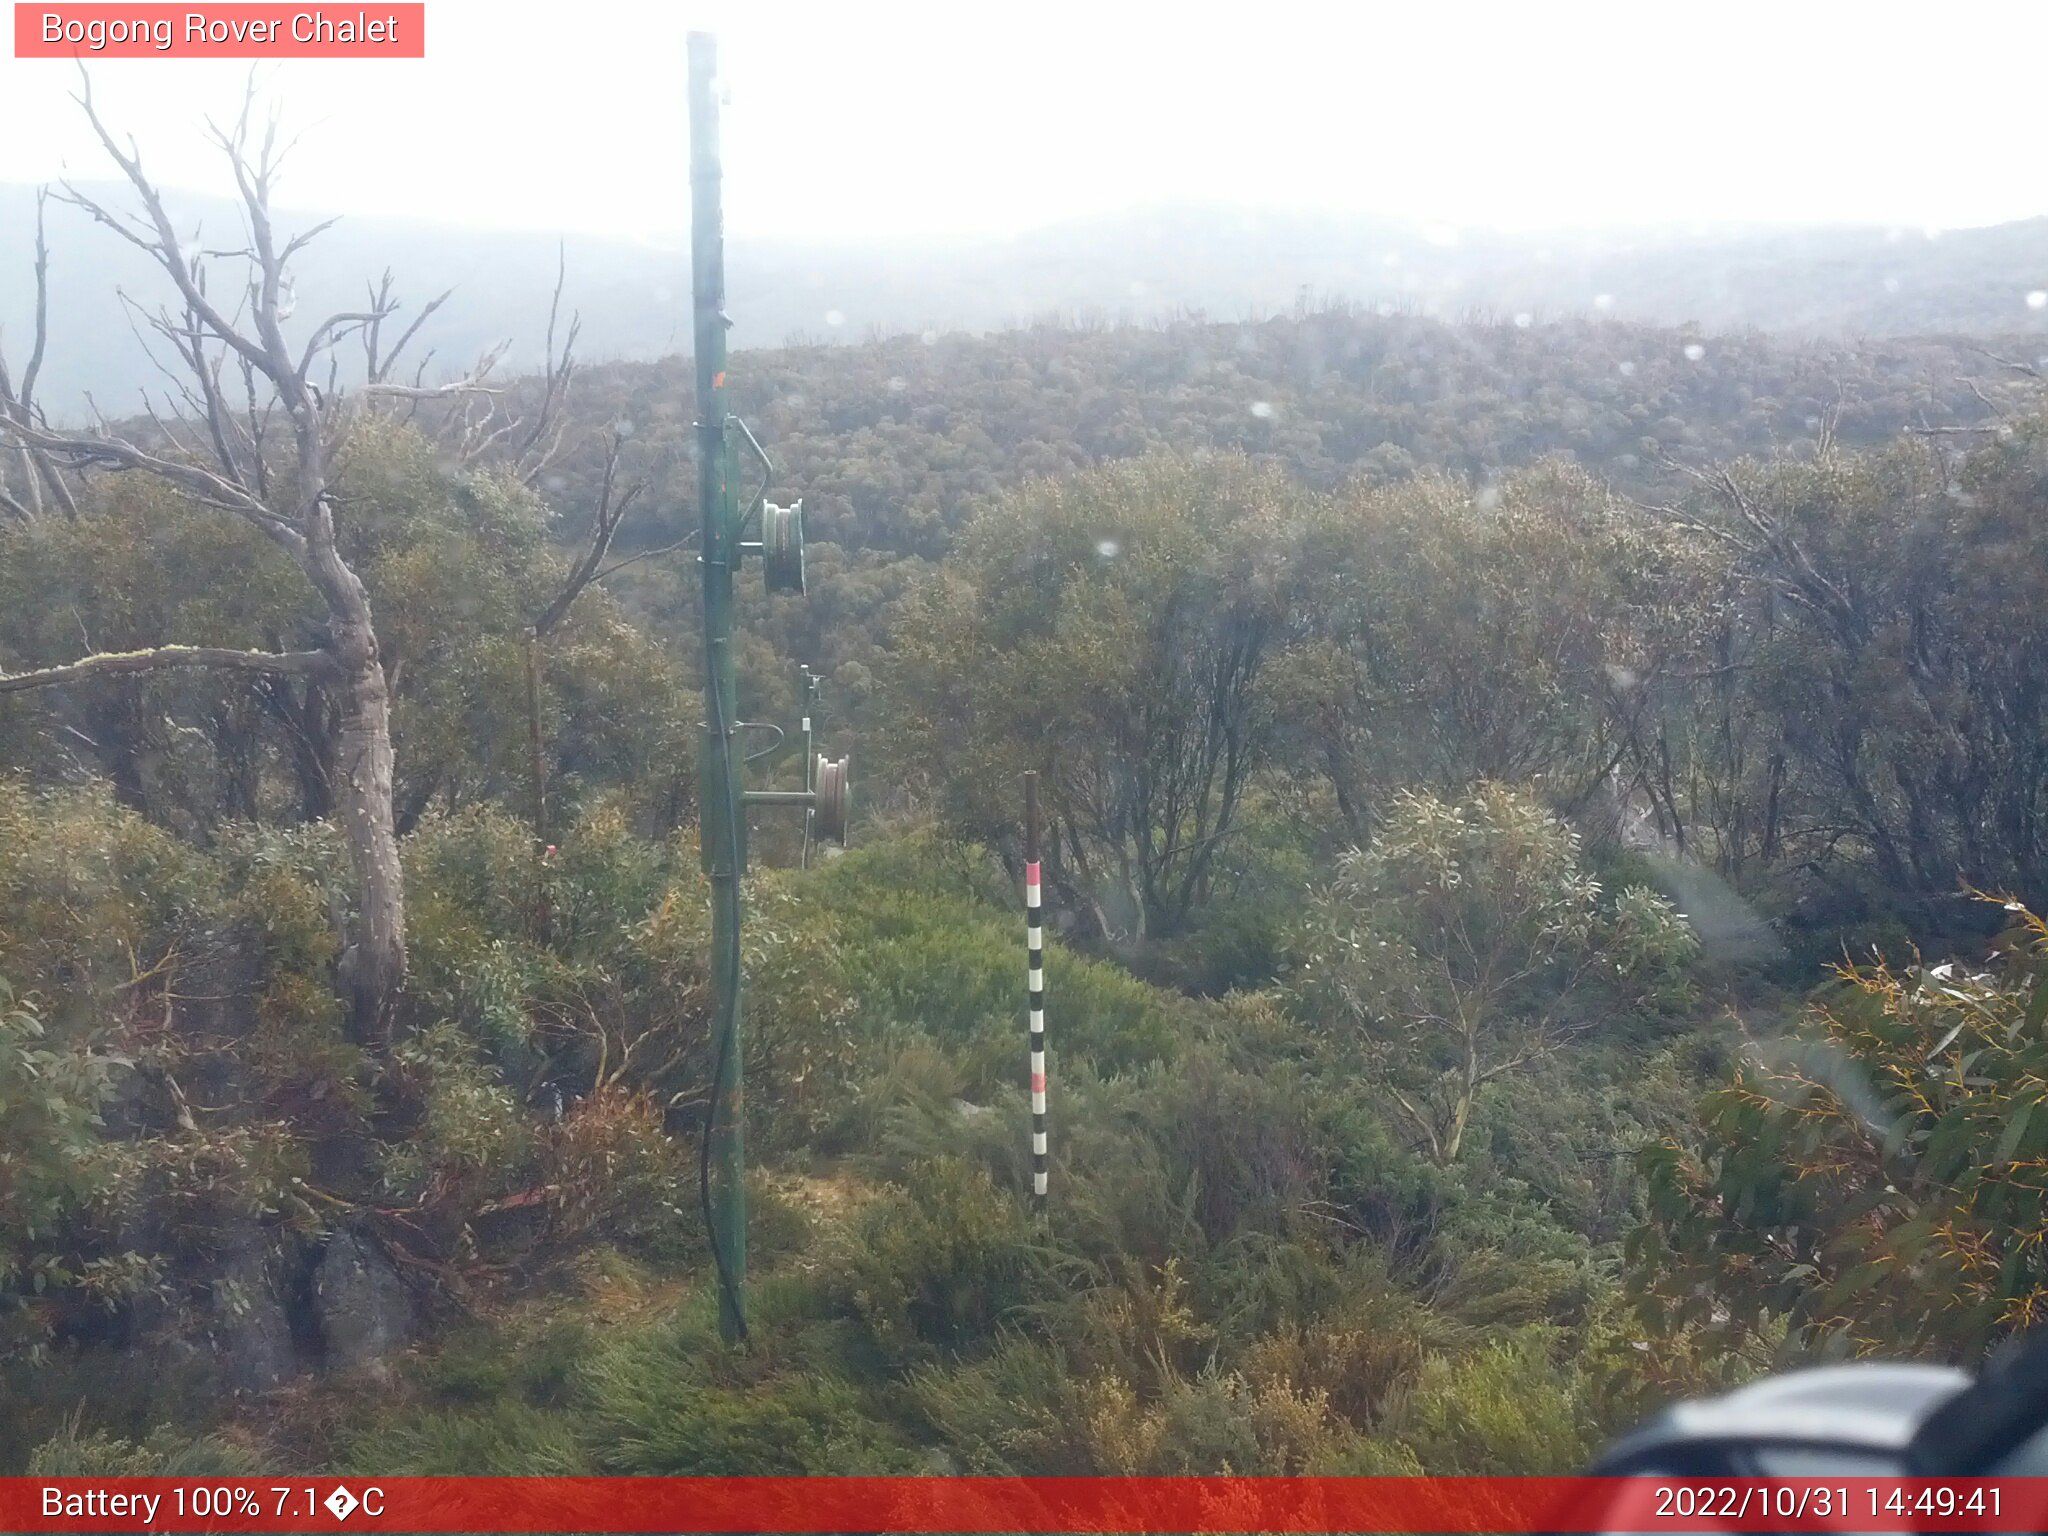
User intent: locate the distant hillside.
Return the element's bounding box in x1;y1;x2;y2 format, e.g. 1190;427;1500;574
489;308;2026;577
7;186;2048;416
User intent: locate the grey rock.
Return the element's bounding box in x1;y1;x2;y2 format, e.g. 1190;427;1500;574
209;1241;295;1394
313;1228;415;1374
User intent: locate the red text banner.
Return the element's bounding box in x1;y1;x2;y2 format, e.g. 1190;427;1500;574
14;5;425;58
5;1476;2048;1533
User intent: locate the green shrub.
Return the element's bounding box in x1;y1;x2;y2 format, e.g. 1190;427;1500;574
1124;1366;1350;1473
344;1403;592;1475
0;979;154;1360
575;1289;918;1474
585;1370;914;1474
1140;898;1289;997
1393;1329;1599;1474
412;1314;595;1408
25;1420;261;1476
1630;901;2048;1365
800;832;1182;1081
909;1335;1096;1473
832;1156;1046;1364
380;1022;534;1204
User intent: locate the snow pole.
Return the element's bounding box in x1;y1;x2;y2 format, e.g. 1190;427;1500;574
1025;772;1047;1213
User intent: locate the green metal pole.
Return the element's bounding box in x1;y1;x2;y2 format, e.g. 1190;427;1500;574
689;28;747;1344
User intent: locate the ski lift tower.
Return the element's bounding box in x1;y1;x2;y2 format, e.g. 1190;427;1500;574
689;30;851;1344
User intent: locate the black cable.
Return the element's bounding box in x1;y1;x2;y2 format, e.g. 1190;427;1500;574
740;721;785;763
697;991;746;1340
697;615;749;1342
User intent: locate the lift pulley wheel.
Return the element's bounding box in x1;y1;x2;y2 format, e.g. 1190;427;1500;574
813;754;851;844
761;500;807;595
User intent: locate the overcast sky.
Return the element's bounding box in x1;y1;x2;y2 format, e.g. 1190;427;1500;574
2;0;2045;244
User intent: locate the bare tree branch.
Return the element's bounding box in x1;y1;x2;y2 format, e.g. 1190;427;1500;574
0;644;330;695
237;349;273;497
2;415;303;551
60;70;275;379
297;308;389;383
0;187;75;519
19;187;51;408
362;270;452;386
515;243;580;483
177;299;253;486
279;214;342;265
0;479;33;524
588;532;697;585
533;431;646;637
1974;345;2043;382
361;377;503;402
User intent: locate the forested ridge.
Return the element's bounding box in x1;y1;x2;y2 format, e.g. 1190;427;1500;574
15;183;2048;413
532;306;2033;562
6;232;2048;1475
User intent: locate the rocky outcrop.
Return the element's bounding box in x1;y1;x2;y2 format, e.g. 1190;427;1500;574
312;1228;415;1376
208;1240;296;1394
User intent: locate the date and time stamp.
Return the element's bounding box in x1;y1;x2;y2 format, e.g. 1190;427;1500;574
1646;1481;2008;1521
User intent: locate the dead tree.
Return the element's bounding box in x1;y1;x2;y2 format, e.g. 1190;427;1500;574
0;78;569;1041
0;190;80;523
520;430;647;937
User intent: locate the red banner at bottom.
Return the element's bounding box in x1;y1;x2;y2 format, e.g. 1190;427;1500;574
5;1475;2047;1533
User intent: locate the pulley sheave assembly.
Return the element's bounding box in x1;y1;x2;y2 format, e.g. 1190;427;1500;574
730;415;807;596
759;500;806;595
739;668;851;867
724;420;836;863
813;753;850;844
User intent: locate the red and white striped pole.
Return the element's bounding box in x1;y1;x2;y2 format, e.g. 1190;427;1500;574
1024;772;1048;1213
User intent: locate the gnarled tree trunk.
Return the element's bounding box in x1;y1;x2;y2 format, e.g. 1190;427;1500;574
0;81;581;1040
